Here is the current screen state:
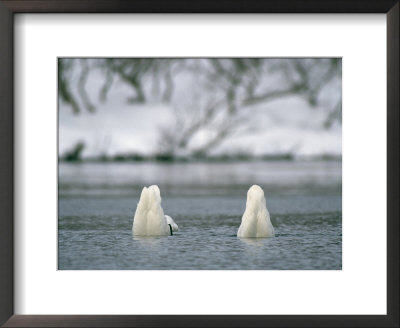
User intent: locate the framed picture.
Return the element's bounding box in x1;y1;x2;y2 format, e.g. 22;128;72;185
57;56;343;271
0;1;398;327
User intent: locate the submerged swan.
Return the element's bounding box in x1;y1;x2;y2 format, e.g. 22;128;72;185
132;185;178;236
237;185;275;238
165;215;179;232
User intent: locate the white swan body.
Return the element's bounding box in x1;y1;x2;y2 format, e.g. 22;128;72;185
165;215;179;232
132;185;176;236
237;185;275;238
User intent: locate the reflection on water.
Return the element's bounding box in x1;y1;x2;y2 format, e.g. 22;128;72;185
58;161;342;270
238;237;270;247
132;235;164;244
59;160;341;197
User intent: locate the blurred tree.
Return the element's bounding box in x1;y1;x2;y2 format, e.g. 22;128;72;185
58;58;341;157
62;141;85;162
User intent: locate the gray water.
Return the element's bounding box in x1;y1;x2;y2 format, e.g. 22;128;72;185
58;161;342;270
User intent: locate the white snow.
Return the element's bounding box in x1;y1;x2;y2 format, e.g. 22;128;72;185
59;67;341;159
59;103;174;158
59;101;341;158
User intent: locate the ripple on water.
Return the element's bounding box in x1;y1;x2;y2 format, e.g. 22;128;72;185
59;189;341;270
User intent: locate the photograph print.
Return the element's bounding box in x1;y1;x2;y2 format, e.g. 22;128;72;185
58;58;342;270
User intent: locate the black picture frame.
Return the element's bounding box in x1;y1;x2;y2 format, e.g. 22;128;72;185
0;1;398;327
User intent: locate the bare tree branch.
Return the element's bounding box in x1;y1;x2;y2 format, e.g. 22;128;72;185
59;58;341;157
78;59;95;112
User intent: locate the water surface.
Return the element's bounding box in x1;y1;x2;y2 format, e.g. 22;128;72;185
58;161;341;270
